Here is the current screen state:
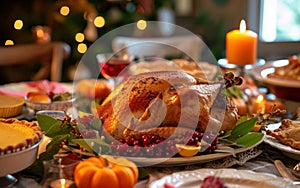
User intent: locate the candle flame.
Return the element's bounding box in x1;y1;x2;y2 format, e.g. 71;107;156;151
60;179;66;188
255;94;265;114
256;94;264;103
239;20;246;32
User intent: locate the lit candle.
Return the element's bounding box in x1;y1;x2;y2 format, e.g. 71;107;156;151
252;94;265;114
50;178;74;188
226;20;257;65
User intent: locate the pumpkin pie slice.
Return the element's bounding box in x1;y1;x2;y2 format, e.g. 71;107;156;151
0;118;43;155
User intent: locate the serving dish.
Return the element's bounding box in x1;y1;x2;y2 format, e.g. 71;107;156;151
264;123;300;161
24;95;75;112
149;168;296;188
120;135;264;167
248;59;300;101
0;137;43;177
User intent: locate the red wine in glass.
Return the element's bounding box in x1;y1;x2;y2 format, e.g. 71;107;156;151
100;57;131;79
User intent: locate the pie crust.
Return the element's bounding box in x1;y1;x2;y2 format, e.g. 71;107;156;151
266;119;300;150
0;95;24;118
0;118;43;155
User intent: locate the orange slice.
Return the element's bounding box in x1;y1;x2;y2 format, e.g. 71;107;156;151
175;144;201;157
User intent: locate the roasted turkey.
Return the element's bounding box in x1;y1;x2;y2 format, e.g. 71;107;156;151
97;71;241;139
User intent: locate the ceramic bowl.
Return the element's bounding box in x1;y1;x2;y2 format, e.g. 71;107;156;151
249;59;300;102
25;96;75;112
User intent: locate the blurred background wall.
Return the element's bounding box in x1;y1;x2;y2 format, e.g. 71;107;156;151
1;0;299;83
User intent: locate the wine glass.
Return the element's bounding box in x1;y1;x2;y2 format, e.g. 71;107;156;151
97;53;133;88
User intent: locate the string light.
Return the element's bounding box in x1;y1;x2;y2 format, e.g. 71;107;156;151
60;6;70;16
94;16;105;28
14;20;23;30
5;40;14;46
137;20;147;30
75;33;85;42
77;43;87;53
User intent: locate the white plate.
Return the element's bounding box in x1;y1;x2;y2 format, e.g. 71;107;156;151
264;123;300;161
149;168;296;188
123;135;264;167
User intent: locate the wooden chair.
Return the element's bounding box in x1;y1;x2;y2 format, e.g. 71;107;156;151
0;42;70;82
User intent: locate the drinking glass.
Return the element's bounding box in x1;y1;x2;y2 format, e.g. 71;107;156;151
97;53;133;88
40;158;80;188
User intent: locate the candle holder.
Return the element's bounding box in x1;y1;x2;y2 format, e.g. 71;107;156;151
40;158;79;188
217;58;265;76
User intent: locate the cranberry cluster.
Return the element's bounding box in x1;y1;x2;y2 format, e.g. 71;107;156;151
110;130;219;158
70;115;99;139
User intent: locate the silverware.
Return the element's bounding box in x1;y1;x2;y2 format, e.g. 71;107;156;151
274;160;300;185
275;160;298;181
294;163;300;171
292;162;300;179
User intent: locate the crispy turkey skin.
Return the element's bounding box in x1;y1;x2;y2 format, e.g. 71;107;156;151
98;71;239;139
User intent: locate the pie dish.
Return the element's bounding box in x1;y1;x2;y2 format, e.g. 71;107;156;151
0;118;43;155
266;119;300;150
0;95;24;118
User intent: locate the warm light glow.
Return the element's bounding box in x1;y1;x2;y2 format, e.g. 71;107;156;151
60;178;66;186
137;20;147;30
94;16;105;28
60;6;70;16
36;29;45;38
253;94;265;114
77;43;87;53
14;20;23;30
255;94;264;103
75;33;85;42
5;40;14;46
239;20;246;32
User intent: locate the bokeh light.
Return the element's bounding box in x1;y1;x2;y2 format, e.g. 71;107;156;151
77;43;87;53
94;16;105;28
60;6;70;16
5;40;14;46
14;20;23;30
137;20;147;30
75;33;85;42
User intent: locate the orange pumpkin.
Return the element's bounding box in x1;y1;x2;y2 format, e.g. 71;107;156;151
74;156;138;188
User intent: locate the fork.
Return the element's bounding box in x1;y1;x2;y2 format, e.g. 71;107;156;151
274;160;300;185
292;162;300;179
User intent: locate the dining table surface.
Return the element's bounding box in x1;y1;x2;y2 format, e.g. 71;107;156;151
0;80;299;188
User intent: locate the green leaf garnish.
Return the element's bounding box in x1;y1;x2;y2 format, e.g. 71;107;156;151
37;114;58;130
230;117;258;138
52;92;72;101
219;117;263;148
90;118;102;131
236;132;264;147
71;139;111;154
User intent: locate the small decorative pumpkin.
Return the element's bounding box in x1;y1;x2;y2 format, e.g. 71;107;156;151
74;156;138;188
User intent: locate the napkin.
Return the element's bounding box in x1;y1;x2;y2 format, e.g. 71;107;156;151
0;80;69;97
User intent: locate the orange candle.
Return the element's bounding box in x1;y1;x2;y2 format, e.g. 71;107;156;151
226;20;257;65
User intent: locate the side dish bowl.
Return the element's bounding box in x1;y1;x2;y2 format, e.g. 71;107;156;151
25;96;75;112
249;59;300;102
